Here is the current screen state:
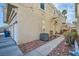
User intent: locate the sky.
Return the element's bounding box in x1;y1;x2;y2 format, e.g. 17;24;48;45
54;3;75;24
0;3;5;27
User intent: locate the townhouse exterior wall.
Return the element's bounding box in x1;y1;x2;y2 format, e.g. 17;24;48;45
4;3;66;44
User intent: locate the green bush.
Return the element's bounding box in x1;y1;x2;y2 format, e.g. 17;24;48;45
63;29;78;46
63;31;68;38
71;31;77;39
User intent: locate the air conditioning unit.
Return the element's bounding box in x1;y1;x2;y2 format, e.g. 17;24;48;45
40;33;49;41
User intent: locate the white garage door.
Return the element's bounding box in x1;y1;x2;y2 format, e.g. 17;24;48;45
13;21;18;44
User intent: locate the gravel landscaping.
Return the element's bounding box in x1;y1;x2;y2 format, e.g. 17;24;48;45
48;40;71;56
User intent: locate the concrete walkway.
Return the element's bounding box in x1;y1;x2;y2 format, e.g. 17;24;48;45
25;36;65;56
0;36;23;56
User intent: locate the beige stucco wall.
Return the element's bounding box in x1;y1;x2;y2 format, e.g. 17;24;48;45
17;4;42;44
6;3;65;44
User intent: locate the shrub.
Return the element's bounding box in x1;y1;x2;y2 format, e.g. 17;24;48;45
63;29;78;46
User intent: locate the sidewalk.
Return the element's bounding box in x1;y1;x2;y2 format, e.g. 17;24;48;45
25;36;64;56
0;37;23;56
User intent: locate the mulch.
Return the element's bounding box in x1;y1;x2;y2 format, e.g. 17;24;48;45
18;36;58;54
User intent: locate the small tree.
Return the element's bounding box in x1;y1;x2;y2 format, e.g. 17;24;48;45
62;10;67;15
62;10;67;20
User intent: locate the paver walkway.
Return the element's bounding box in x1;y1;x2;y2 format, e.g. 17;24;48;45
25;36;64;56
0;36;23;56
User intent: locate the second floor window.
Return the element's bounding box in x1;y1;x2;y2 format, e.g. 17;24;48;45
40;3;45;10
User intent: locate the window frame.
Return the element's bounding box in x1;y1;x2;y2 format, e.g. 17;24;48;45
40;3;45;10
40;3;46;11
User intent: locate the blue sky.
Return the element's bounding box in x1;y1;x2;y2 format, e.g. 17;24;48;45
54;3;75;24
0;3;5;27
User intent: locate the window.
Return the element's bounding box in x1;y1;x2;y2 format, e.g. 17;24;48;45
40;3;45;10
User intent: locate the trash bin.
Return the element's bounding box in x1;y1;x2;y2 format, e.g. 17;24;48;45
4;31;10;37
40;33;49;41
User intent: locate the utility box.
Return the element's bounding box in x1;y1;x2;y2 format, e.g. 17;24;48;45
40;33;49;41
